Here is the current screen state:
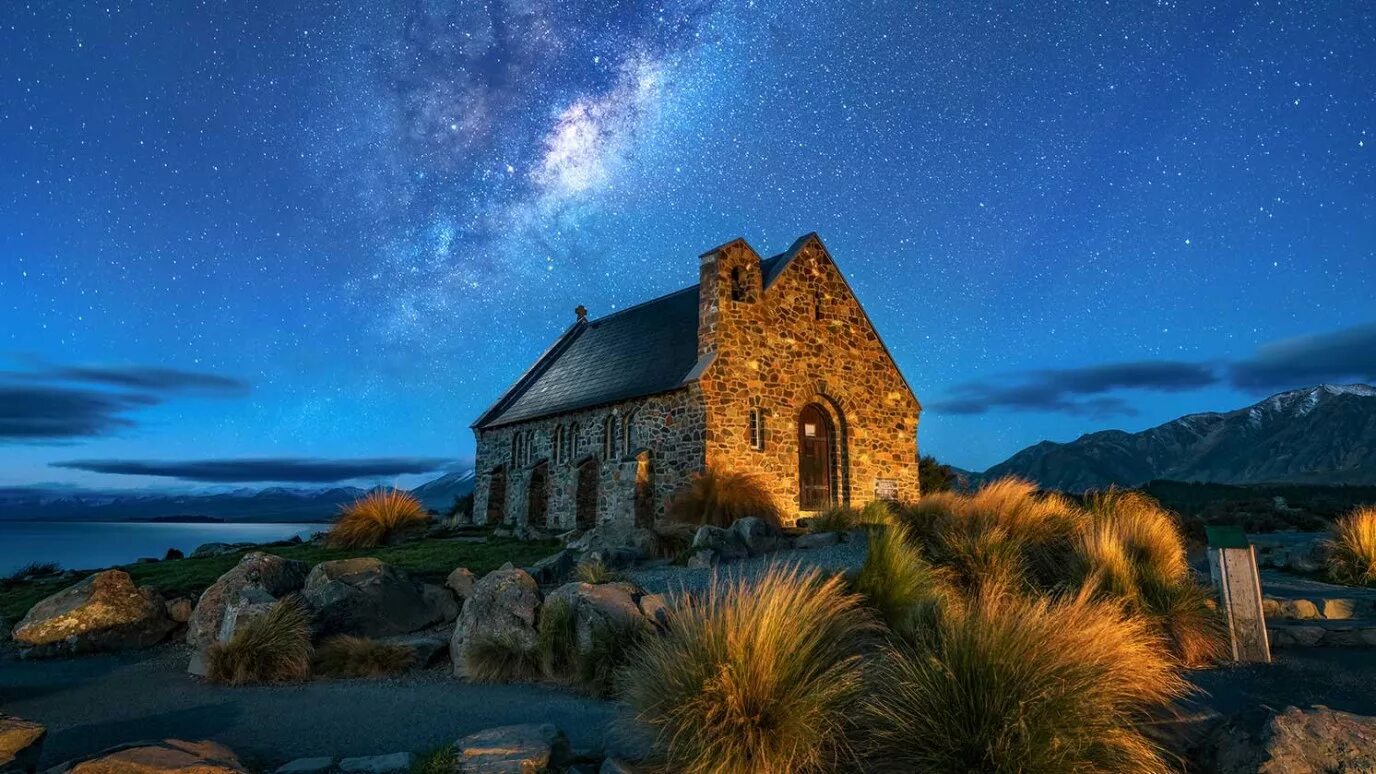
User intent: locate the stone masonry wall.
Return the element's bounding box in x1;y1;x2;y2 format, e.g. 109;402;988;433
697;236;921;520
469;385;706;532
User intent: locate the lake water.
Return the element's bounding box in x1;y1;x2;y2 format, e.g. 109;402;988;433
0;521;326;575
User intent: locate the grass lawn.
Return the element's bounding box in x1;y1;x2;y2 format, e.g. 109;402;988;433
0;534;562;622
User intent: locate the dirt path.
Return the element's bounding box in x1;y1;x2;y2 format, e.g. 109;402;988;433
0;645;627;771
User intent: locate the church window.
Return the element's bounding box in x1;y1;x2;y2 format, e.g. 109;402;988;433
749;407;765;450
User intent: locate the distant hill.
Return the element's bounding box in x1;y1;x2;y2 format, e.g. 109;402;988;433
979;384;1376;492
0;467;476;523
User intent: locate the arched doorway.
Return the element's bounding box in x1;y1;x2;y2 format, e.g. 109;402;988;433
798;403;834;510
527;462;550;527
574;457;599;530
634;451;655;528
485;466;507;526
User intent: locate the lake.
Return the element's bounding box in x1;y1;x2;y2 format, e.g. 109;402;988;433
0;521;326;575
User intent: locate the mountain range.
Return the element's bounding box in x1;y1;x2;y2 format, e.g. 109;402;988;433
0;469;475;523
979;384;1376;491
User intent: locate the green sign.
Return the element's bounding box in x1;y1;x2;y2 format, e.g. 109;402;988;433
1205;524;1249;549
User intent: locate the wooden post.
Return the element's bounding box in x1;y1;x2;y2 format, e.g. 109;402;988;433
1205;525;1271;664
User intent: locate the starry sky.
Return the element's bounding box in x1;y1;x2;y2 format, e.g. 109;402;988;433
2;0;1373;491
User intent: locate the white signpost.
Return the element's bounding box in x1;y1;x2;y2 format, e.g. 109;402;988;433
1206;525;1271;664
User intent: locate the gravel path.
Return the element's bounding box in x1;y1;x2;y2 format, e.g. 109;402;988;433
0;645;626;771
625;532;868;597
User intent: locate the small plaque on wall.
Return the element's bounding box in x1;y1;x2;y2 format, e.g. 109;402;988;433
874;479;898;501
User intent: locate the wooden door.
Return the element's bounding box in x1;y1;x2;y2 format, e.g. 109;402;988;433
798;404;834;510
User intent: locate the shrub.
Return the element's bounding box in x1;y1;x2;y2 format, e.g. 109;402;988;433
618;565;875;773
668;468;781;530
807;506;857;533
859;586;1190;773
574;560;625;585
411;745;458;774
327;488;430;549
6;562;61;582
536;598;578;680
577;617;649;697
1081;489;1189;585
313;635;416;678
851;522;951;632
206;596;313;685
1326;506;1376;586
464;632;540;683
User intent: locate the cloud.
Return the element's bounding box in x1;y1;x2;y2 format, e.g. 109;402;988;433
25;364;249;395
931;361;1218;417
50;457;451;484
1229;322;1376;391
0;385;159;441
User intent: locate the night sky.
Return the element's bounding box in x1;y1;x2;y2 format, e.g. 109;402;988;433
3;1;1373;491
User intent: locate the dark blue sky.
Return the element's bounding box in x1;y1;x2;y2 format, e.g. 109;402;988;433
3;0;1373;490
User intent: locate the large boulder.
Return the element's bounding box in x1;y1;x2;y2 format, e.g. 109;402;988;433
54;739;247;773
525;550;578;586
454;723;570;773
731;517;781;556
450;568;541;677
544;582;651;656
1259;706;1376;773
187;552;308;648
302;558;447;638
0;714;45;773
11;570;175;658
446;567;477;599
690;525;747;562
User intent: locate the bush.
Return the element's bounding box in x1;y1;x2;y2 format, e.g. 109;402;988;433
851;523;950;632
206;596;313;685
668;468;781;530
6;562;61;582
574;560;625;585
411;745;458;774
327;488;430;549
807;506;857;533
1326;506;1376;586
1082;489;1189;585
859;586;1190;773
618;565;874;773
313;635;416;678
577;617;649;697
464;632;540;683
536;598;578;680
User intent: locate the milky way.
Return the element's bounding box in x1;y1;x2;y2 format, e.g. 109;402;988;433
2;0;1372;488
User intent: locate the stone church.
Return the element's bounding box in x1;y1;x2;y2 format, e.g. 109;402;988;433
468;233;921;532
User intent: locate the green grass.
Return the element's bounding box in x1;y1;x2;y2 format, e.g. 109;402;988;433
0;533;560;622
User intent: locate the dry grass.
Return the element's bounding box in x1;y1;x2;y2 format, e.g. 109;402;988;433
313;635;416;678
536;598;578;680
574;559;625;585
206;596;313;685
1325;506;1376;586
618;564;875;773
463;632;540;683
668;468;782;530
859;586;1191;773
851;522;952;633
1082;489;1189;585
326;488;430;549
808;500;895;534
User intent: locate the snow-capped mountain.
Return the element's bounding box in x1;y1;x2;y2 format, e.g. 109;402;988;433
979;384;1376;491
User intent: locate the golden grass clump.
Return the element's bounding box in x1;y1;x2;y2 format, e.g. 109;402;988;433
859;586;1191;773
206;596;313;685
1082;489;1189;584
313;635;416;678
809;500;897;534
574;559;625;585
326;488;430;549
618;564;875;773
1325;506;1376;586
851;522;952;633
463;632;540;683
667;468;782;530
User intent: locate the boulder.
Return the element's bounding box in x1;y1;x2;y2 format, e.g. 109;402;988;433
454;723;570;773
623;528;660;560
637;593;670;629
446;567;477;599
57;739;247;773
525;550;578;585
337;752;413;773
600;760;637;774
187;552;309;648
422;584;461;624
12;570;175;658
450;568;541;677
381;633;449;666
794;532;840;550
216;588;277;642
1282;599;1320;620
1210;706;1376;773
1322;598;1356;620
584;547;641;571
165;597;194;624
274;757;335;774
302;558;446;638
690;525;747;562
545;582;651;656
731;517;780;556
687;550;718;569
0;714;45;774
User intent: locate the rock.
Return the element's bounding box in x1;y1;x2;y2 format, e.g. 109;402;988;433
623;528;659;560
187;552;309;648
380;633;448;666
686;549;718;569
1322;598;1356;620
59;739;247;773
584;546;641;571
545;582;651;656
600;759;638;774
303;558;445;638
451;568;541;677
447;567;477;599
690;525;748;562
794;532;840;550
637;593;670;629
12;570;175;658
730;517;780;556
1261;597;1283;619
1287;547;1324;574
165;597;194;624
1259;706;1376;773
0;714;45;774
274;757;335;774
454;723;570;773
1284;625;1326;647
422;584;461;624
1283;599;1320;620
216;589;277;643
337;752;413;773
525;550;578;585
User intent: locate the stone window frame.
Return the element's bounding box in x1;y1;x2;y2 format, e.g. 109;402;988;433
748;406;765;451
569;422;580;460
622;408;638;455
553;425;566;465
602;414;616;460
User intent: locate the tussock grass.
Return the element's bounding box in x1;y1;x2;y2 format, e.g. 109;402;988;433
464;632;540;683
536;598;578;680
618;565;875;773
578;617;649;697
410;745;458;774
1083;489;1189;585
5;562;61;582
574;559;625;585
327;488;430;549
859;586;1190;773
1326;506;1376;586
852;522;951;633
206;596;313;685
668;468;781;530
313;635;416;678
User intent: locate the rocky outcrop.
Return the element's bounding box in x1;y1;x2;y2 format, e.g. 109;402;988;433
731;517;781;556
454;723;571;773
336;752;413;773
544;582;652;656
450;568;541;677
52;739;247;773
0;714;46;774
11;570;175;658
187;552;309;648
525;550;577;585
446;567;477;599
1204;706;1376;773
303;558;453;638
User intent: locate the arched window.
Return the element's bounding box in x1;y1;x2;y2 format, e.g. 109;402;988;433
814;292;824;320
622;409;637;454
749;407;765;450
602;415;616;459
